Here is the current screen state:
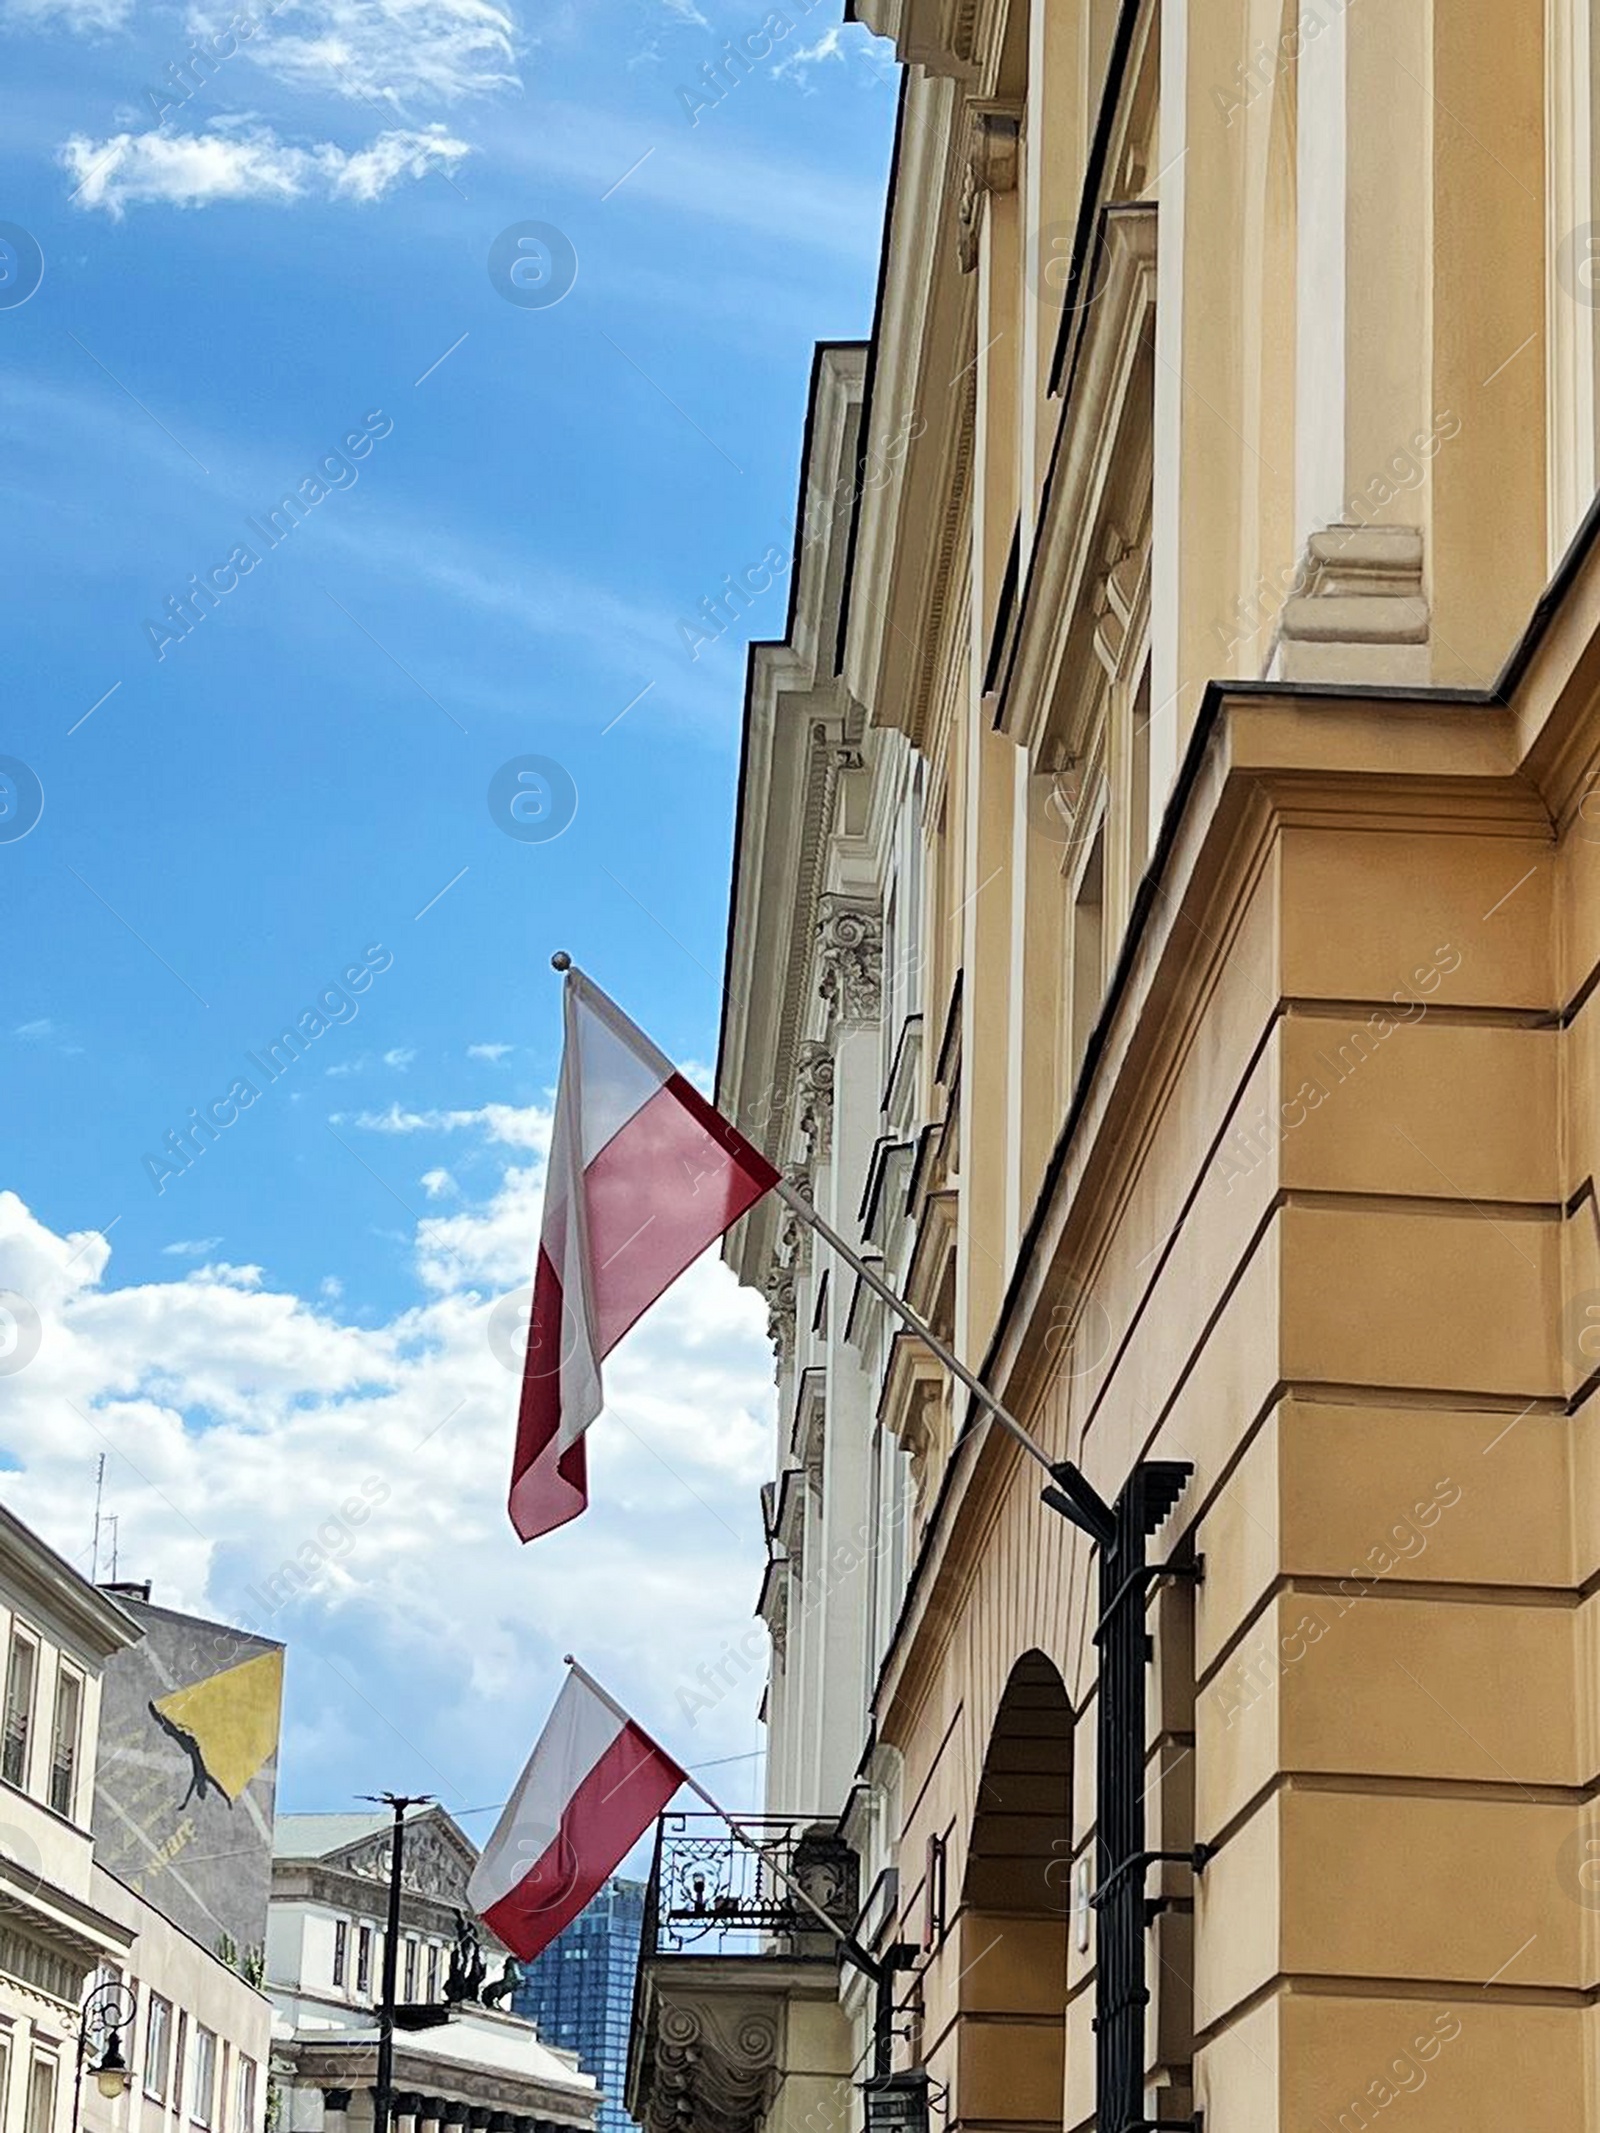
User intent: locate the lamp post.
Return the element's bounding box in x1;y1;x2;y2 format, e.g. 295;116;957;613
360;1792;433;2133
73;1978;135;2133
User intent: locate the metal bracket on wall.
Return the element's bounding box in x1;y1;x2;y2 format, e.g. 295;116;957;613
1043;1458;1194;2133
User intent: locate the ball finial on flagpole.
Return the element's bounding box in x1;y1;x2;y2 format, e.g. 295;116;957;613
551;952;572;973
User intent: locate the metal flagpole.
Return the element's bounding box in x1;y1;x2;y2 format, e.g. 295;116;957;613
769;1176;1114;1546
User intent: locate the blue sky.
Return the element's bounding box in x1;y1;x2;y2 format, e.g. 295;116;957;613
0;0;895;1828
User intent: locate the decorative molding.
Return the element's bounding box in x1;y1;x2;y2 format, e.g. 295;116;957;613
816;896;884;1028
763;1267;797;1375
958;103;1021;273
995;202;1158;762
642;1998;780;2133
794;1041;836;1161
1275;524;1430;683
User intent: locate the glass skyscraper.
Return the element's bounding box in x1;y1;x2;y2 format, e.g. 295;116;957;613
512;1875;646;2133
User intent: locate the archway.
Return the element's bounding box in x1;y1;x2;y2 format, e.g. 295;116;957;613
948;1651;1073;2133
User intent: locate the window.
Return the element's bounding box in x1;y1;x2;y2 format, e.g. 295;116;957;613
48;1669;81;1819
332;1921;348;1989
191;2029;217;2127
1069;822;1106;1081
3;1632;36;1790
172;2015;188;2120
144;1997;173;2103
402;1938;418;2001
425;1944;440;2002
235;2060;256;2133
356;1926;372;1997
24;2055;55;2133
0;2025;13;2133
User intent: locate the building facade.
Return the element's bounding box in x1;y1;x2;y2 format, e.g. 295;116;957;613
511;1879;641;2133
0;1505;140;2133
0;1510;273;2133
636;3;1600;2132
268;1810;597;2133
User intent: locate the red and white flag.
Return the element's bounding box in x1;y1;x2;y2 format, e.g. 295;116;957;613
511;965;779;1542
467;1663;686;1960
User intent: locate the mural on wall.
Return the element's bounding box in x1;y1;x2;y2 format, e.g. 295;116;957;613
93;1597;285;1959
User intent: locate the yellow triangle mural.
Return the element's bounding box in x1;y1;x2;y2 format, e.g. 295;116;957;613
152;1648;283;1803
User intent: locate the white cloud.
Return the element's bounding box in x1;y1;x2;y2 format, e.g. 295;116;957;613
59;123;470;216
660;0;707;22
340;1100;549;1148
192;0;518;105
419;1168;457;1199
4;0;131;31
161;1237;223;1257
383;1046;417;1070
0;1110;777;1795
467;1042;513;1063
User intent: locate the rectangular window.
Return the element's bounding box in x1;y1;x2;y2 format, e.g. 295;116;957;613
332;1921;348;1989
144;1997;173;2103
191;2029;217;2127
1069;824;1106;1081
356;1926;372;1997
2;1633;36;1791
173;2015;188;2120
48;1669;81;1819
235;2060;256;2133
24;2055;55;2133
0;2027;13;2133
402;1938;418;2001
425;1944;440;2002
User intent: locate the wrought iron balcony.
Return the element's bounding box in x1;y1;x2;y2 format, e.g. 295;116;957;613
628;1815;861;2133
642;1813;858;1958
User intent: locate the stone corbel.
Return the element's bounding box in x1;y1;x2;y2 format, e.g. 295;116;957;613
958;102;1021;273
1274;523;1429;683
816;895;883;1029
794;1041;836;1161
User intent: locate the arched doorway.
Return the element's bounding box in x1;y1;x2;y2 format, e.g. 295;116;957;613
949;1652;1073;2133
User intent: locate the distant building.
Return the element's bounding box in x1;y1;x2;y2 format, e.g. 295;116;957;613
267;1808;598;2133
511;1880;642;2133
93;1583;284;1964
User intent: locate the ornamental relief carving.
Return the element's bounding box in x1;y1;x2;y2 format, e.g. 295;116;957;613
793;1041;835;1160
642;1999;782;2133
816;897;883;1027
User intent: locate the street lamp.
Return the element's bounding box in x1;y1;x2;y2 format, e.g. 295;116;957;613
861;2070;931;2133
74;1979;136;2129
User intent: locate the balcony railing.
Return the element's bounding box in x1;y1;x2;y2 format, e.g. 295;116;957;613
641;1813;858;1958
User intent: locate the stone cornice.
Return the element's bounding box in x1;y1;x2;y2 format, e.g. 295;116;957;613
281;2041;591;2125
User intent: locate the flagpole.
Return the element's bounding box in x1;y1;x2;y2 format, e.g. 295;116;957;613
769;1177;1115;1545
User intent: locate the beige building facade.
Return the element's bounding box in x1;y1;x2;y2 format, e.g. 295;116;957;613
633;3;1600;2133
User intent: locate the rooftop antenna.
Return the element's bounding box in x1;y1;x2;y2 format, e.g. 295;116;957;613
108;1514;120;1582
91;1454;106;1582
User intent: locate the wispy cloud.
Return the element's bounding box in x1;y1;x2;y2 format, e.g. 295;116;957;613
13;1020;56;1041
191;0;519;105
60;123;470;215
3;0;132;31
420;1167;457;1199
383;1046;418;1070
162;1237;224;1257
467;1042;513;1063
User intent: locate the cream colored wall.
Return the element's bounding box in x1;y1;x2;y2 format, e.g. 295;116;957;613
89;1869;271;2133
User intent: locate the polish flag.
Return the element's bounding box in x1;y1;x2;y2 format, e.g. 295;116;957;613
511;964;780;1543
467;1663;686;1961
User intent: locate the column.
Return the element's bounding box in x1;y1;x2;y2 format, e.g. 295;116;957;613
321;2088;353;2133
